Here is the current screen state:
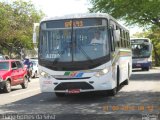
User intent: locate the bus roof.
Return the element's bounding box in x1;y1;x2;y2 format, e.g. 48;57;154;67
40;13;129;31
41;13;110;22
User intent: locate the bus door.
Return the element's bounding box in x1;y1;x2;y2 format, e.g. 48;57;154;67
109;21;117;82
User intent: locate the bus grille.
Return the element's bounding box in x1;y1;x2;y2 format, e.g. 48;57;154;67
54;82;94;90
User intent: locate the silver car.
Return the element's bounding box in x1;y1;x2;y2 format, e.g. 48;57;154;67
30;58;39;78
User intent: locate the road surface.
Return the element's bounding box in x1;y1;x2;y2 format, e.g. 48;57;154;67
0;68;160;120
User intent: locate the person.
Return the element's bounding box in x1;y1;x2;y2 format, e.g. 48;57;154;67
90;31;104;44
134;46;140;56
23;58;30;69
23;58;32;82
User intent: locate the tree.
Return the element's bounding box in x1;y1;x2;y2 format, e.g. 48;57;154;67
0;0;44;58
90;0;160;66
89;0;160;27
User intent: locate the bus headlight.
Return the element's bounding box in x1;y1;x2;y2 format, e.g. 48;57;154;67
94;67;110;77
40;71;49;78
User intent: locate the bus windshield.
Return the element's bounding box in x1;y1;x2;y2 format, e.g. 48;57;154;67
132;43;151;58
39;18;109;63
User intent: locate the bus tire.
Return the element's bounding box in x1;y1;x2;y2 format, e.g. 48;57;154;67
110;88;117;96
142;67;149;71
146;67;149;71
55;92;65;97
142;68;145;71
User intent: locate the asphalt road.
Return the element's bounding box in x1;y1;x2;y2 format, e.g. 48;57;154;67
0;68;160;120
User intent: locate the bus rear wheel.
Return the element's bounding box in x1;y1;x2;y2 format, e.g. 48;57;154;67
142;67;149;71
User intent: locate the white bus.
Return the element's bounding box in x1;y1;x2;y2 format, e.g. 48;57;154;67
131;38;152;71
38;13;132;97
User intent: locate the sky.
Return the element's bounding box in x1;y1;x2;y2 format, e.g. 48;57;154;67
28;0;91;17
2;0;141;35
28;0;141;35
2;0;91;17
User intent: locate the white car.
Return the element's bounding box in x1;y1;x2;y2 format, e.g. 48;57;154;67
30;58;39;78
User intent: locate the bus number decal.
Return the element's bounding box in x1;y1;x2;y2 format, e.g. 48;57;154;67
65;20;83;27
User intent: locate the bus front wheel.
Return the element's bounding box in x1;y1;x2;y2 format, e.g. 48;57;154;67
142;67;149;71
110;88;117;96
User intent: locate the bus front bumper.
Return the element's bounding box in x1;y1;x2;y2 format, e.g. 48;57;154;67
39;73;115;93
132;62;151;68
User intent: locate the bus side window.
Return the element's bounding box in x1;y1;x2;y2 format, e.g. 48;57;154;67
120;29;123;47
116;26;120;48
128;32;131;48
126;32;130;48
121;30;126;48
110;27;115;51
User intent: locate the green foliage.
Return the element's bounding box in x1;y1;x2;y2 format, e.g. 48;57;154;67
149;27;160;66
89;0;160;27
0;0;44;57
90;0;160;66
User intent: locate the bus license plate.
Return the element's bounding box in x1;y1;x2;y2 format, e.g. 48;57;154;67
68;89;80;94
136;64;141;67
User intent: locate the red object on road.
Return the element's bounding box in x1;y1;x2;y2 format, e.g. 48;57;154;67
0;60;28;93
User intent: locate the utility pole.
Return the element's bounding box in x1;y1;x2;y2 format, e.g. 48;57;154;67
33;23;39;58
33;23;39;44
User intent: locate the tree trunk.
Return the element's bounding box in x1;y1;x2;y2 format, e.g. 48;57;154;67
153;43;160;66
9;51;12;59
